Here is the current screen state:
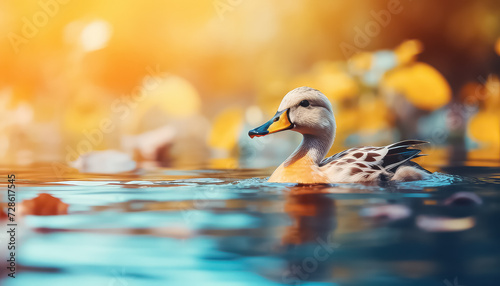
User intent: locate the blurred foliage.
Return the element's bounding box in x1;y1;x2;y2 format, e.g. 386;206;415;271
0;0;500;168
383;62;451;110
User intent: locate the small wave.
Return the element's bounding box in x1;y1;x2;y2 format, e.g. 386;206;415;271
394;172;464;189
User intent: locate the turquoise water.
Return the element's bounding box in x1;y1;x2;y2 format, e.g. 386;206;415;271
1;164;500;285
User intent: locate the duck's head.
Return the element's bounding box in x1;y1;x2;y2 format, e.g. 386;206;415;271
249;87;336;138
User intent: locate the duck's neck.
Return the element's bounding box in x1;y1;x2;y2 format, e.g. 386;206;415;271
283;131;335;167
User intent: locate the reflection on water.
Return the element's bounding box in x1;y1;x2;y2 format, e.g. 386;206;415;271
1;164;500;286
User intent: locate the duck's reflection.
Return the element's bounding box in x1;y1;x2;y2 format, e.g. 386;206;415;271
210;185;339;284
282;187;337;245
280;186;337;284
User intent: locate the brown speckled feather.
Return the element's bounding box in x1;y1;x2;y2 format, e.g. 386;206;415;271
320;140;428;182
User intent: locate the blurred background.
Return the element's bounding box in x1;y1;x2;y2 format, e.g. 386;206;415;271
1;0;500;172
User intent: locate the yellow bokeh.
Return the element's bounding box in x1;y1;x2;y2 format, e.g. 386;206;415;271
348;52;373;74
468;111;500;146
140;75;201;118
311;62;359;102
394;39;423;66
382;63;451;111
208;108;244;152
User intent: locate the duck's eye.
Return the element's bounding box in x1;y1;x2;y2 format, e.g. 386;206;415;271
299;100;310;107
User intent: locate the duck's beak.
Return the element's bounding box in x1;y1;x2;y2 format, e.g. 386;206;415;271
248;109;293;138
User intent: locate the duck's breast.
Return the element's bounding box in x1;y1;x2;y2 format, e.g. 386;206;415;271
268;160;330;184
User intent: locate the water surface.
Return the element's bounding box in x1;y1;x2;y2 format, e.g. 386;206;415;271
1;163;500;286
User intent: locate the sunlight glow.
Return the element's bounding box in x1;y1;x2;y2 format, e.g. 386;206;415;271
80;20;112;52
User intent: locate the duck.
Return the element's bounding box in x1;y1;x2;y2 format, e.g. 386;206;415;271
248;87;430;184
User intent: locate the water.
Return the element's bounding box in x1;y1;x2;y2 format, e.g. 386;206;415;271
1;163;500;286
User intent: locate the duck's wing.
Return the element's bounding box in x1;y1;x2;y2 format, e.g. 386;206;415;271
320;140;428;181
380;140;429;171
320;146;389;168
319;148;355;166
